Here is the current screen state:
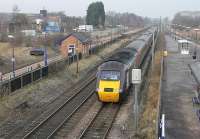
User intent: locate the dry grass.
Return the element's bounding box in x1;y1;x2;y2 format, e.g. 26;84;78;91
0;37;132;126
138;33;165;139
0;43;57;73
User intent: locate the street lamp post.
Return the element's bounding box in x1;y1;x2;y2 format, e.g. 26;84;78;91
12;45;15;77
8;35;15;77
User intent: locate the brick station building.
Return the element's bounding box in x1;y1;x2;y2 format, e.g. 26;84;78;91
58;32;92;57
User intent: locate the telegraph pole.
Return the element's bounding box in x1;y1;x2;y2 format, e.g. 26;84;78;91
160;16;162;32
9;5;20;78
76;34;79;76
152;32;155;71
44;47;48;66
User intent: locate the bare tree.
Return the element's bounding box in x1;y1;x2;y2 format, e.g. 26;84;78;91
173;12;200;27
105;11;145;27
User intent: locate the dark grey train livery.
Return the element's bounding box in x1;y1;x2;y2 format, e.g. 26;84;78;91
96;27;158;102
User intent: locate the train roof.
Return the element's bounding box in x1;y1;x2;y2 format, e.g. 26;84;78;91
105;48;136;65
99;27;157;69
99;61;126;71
126;28;156;51
126;40;146;51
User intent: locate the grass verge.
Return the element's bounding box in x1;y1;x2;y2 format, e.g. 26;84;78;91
138;33;165;139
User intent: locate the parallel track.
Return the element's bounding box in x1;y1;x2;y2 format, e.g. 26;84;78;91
22;77;96;139
48;93;99;139
2;29;151;139
78;104;120;139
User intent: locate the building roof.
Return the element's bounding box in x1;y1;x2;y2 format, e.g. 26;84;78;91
57;32;92;45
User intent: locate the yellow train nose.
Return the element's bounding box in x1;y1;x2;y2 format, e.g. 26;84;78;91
97;80;120;102
98;91;119;102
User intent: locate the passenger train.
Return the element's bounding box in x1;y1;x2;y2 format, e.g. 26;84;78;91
96;27;158;103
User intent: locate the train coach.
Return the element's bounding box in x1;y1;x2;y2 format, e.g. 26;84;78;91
96;27;157;103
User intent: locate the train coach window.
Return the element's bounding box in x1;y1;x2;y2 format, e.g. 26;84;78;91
100;70;120;81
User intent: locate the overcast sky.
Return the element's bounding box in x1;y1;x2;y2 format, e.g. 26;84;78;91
0;0;199;19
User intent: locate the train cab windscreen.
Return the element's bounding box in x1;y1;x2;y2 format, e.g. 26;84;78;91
100;70;120;81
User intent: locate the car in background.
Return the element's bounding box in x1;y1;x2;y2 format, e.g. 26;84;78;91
30;48;44;56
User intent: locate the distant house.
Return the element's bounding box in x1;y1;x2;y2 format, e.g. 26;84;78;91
57;32;92;57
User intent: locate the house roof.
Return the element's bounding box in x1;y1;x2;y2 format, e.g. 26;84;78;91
57;32;92;45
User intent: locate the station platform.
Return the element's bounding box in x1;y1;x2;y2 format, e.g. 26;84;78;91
161;35;200;139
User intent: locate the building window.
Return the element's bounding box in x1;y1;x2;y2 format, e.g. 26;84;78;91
68;45;75;56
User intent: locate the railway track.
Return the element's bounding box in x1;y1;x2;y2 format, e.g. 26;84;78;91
18;76;96;139
47;93;100;139
78;103;120;139
1;29;151;139
2;71;96;139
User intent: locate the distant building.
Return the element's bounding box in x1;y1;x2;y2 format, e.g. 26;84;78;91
44;21;60;33
8;22;22;33
21;30;36;36
78;25;93;32
0;13;12;33
57;32;92;57
0;22;9;33
40;10;47;17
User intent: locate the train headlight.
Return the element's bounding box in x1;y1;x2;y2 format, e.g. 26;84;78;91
114;89;119;92
96;88;103;92
114;88;122;92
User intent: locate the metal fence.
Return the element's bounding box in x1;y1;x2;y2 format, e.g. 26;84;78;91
0;66;48;96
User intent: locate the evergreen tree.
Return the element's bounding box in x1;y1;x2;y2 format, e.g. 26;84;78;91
86;1;105;27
